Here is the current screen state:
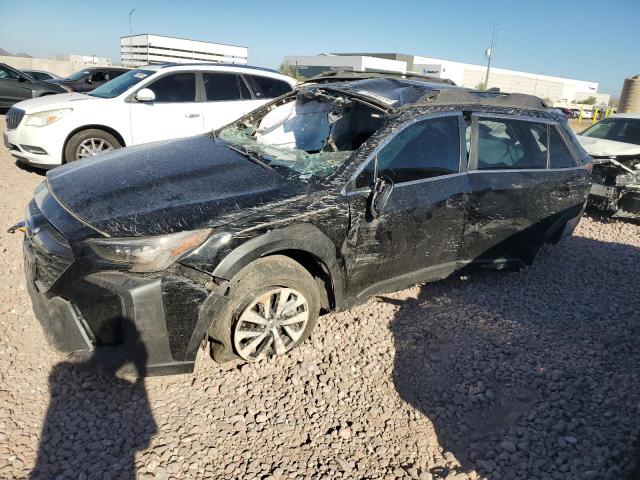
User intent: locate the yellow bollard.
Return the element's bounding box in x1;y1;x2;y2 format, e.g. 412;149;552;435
578;106;584;124
592;108;598;125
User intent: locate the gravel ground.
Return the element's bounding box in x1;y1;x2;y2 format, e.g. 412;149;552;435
0;115;639;480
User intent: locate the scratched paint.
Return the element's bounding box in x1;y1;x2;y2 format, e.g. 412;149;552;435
24;78;592;375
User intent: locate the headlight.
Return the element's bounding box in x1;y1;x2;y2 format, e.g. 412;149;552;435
25;108;72;127
85;229;211;272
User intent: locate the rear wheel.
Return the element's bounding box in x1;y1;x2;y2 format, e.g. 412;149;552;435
64;129;121;162
210;255;320;363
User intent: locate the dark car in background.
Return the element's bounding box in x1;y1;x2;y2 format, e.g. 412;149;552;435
22;70;62;81
47;67;129;93
0;63;68;108
20;78;592;376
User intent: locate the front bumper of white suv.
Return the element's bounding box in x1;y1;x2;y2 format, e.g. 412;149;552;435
4;107;66;167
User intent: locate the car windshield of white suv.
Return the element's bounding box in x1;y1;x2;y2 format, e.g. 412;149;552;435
581;118;640;146
88;69;154;99
217;91;386;180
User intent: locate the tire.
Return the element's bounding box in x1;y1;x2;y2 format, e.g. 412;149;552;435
64;129;122;163
209;255;320;363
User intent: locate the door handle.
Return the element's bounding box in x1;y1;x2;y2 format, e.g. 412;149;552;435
185;113;200;118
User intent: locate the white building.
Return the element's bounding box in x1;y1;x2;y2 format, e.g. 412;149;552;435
284;52;610;106
54;54;112;65
121;34;248;68
283;54;407;78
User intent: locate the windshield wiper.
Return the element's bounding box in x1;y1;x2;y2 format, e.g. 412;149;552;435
224;143;276;173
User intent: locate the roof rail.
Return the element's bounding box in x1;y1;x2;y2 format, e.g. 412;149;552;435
154;62;280;74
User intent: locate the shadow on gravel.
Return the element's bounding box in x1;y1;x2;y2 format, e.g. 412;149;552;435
30;319;157;480
388;235;640;480
14;160;47;176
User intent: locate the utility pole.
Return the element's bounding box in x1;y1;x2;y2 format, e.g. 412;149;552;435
484;23;497;89
127;8;136;67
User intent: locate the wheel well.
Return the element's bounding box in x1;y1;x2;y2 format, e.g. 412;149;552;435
62;125;126;163
266;249;335;314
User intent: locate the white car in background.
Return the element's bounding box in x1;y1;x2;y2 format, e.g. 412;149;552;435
3;64;296;167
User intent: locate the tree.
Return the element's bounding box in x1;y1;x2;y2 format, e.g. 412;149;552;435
279;62;306;81
474;81;486;91
576;96;597;105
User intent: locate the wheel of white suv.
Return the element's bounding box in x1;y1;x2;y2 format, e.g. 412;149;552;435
211;255;320;363
64;129;122;162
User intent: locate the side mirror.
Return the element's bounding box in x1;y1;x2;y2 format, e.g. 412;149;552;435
369;176;394;219
135;88;156;102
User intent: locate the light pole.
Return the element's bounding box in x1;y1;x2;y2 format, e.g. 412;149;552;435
127;8;136;67
484;23;497;90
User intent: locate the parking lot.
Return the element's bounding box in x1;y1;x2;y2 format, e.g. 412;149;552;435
0;114;639;480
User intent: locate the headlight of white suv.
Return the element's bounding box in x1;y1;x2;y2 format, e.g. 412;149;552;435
24;108;73;127
85;229;212;272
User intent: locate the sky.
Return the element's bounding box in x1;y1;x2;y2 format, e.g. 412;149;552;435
1;0;638;96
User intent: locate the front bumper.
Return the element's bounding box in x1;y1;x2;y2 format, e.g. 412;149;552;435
23;232;221;376
4;122;65;167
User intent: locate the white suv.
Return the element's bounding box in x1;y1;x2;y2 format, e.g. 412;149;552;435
3;64;296;167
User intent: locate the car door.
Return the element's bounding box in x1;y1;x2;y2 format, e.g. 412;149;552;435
0;64;33;106
461;114;555;264
547;125;591;218
343;113;471;298
201;72;256;130
129;72;204;145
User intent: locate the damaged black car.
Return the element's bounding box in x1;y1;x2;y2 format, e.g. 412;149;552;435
577;114;640;218
21;78;592;375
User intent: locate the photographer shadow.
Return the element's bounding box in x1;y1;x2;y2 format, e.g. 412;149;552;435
387;235;640;479
30;318;157;480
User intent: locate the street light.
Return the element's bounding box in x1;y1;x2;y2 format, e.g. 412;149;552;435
127;8;136;67
484;23;497;89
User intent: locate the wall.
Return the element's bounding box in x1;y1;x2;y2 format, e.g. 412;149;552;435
0;55;113;78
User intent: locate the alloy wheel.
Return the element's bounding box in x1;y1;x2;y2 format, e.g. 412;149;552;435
76;138;114;159
233;287;309;361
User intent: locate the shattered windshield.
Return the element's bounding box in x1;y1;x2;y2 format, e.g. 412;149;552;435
217;91;386;181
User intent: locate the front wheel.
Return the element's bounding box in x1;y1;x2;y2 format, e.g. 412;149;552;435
64;129;122;162
210;255;320;363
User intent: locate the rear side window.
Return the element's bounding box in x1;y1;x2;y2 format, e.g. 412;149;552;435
148;73;196;103
376;116;460;184
549;127;577;168
247;75;292;99
476;118;547;170
203;73;250;101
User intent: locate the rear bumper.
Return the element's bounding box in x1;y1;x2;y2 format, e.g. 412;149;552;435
24;239;213;376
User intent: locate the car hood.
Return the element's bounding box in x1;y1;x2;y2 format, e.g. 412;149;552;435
576;135;640;157
46;135;306;237
14;92;99;113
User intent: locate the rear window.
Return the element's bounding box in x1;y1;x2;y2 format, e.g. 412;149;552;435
247;75;292;99
476;118;548;170
203;73;250;101
549;127;577;168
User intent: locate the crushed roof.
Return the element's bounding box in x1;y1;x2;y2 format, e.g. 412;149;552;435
308;77;549;112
